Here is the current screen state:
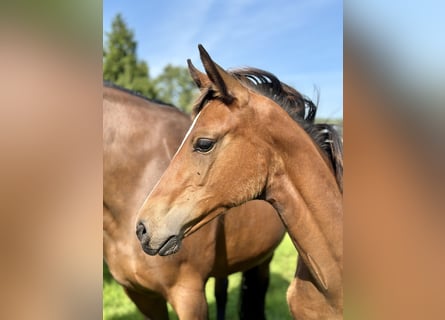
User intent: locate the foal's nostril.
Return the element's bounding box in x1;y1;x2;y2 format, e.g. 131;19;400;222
136;221;147;242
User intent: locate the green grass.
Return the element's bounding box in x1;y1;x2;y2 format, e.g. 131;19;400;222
103;234;296;319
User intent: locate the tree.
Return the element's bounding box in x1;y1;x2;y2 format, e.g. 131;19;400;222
103;14;156;98
154;64;199;113
103;14;199;112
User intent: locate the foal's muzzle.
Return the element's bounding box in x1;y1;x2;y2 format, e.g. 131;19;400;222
136;221;182;256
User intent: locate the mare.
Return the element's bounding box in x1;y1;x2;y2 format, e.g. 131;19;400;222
135;45;343;319
103;82;285;319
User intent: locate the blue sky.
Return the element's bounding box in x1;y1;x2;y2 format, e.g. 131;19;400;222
103;0;343;119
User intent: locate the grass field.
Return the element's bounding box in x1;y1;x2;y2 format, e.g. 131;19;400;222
103;234;296;319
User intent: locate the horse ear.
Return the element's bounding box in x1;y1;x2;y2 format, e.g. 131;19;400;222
198;44;248;105
187;59;210;89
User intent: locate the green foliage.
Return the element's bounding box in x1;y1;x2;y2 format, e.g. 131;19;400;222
103;235;296;319
154;64;199;113
103;14;156;98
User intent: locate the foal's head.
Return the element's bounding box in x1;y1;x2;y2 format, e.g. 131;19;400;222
135;45;320;256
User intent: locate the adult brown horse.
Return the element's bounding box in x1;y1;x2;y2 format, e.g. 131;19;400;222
135;45;343;319
103;82;285;319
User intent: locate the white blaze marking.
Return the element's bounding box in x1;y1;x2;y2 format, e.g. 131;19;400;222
172;111;202;161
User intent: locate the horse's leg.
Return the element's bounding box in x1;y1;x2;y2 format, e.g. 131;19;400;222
238;255;273;320
287;258;341;320
169;280;208;320
124;287;169;320
215;276;229;320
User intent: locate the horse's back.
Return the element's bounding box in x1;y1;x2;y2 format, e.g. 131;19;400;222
103;85;190;147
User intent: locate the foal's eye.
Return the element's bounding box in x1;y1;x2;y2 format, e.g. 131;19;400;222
194;138;215;153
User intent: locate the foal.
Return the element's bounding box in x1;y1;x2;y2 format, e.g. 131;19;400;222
135;45;343;319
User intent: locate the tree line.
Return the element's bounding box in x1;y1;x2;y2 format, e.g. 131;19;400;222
103;14;197;113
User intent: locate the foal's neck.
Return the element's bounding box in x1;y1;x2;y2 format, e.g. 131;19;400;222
261;105;343;294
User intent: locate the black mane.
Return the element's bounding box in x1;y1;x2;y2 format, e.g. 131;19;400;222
231;68;317;123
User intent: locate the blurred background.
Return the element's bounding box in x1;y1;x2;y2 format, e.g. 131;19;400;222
344;2;445;319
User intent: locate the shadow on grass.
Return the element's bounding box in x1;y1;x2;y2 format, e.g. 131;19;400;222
104;268;292;320
108;311;144;320
265;272;292;319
